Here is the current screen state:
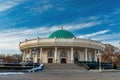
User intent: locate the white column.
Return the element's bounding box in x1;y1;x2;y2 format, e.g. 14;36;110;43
32;48;36;63
71;47;74;63
32;53;35;63
55;47;57;63
85;48;88;61
97;50;102;72
29;49;32;58
34;55;38;63
32;50;34;63
33;48;38;63
22;51;25;62
95;50;97;62
35;50;39;63
40;48;42;63
29;49;31;56
24;50;27;62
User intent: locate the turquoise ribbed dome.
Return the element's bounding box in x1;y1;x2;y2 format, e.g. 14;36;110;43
49;29;76;39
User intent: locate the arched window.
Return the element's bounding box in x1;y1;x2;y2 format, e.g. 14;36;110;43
60;50;67;57
74;50;80;58
47;50;54;57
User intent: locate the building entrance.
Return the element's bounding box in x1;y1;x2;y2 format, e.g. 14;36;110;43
74;58;78;62
74;50;80;63
61;58;66;63
48;58;53;63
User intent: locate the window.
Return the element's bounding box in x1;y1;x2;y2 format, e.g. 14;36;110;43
60;50;67;57
74;50;80;58
47;50;54;57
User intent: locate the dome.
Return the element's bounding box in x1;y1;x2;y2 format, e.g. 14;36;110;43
49;29;76;39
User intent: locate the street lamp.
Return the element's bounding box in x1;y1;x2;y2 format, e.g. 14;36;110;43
97;50;102;72
32;48;36;68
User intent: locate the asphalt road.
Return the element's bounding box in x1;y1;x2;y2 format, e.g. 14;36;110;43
0;70;120;80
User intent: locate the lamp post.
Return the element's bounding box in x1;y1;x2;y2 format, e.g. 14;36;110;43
97;51;102;72
32;48;36;68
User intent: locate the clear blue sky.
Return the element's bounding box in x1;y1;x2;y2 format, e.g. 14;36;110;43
0;0;120;54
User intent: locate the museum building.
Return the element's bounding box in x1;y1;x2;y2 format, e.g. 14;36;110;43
19;29;105;64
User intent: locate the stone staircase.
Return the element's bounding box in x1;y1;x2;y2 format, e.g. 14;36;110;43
44;63;87;70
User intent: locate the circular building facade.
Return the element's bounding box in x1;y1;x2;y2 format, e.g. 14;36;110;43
19;29;105;63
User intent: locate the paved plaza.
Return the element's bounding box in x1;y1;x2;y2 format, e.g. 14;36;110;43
0;70;120;80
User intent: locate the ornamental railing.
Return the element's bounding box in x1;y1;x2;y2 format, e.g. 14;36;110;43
19;38;105;49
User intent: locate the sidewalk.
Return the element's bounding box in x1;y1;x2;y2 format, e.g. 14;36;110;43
90;69;120;72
